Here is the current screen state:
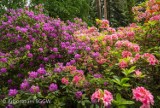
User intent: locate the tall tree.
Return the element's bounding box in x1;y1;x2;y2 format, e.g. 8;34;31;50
104;0;107;19
29;0;90;22
96;0;102;19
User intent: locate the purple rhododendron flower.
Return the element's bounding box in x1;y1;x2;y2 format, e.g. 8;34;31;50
29;71;38;78
104;82;108;86
74;54;81;59
66;62;71;66
0;68;7;73
29;85;40;94
54;68;61;73
70;60;76;65
92;52;100;58
38;48;43;52
7;79;12;84
52;48;58;52
75;91;83;99
8;89;18;96
37;67;46;75
0;58;7;63
27;53;33;58
43;57;49;62
85;47;91;51
25;44;31;50
49;83;58;92
6;104;14;108
20;80;29;90
93;73;102;78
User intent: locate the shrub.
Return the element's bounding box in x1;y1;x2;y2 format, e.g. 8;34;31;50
0;0;159;107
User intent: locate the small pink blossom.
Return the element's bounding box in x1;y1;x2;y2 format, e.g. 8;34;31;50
100;20;109;28
96;58;107;64
135;70;142;77
134;53;141;61
150;15;160;21
102;90;113;106
91;89;113;106
133;45;140;52
126;31;135;39
142;53;158;65
122;51;132;58
61;77;69;85
72;75;82;84
119;60;128;68
132;87;154;108
91;89;103;103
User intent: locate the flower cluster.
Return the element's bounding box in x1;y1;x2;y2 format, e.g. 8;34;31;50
142;53;158;65
91;89;113;106
115;40;140;52
132;87;154;108
132;0;160;22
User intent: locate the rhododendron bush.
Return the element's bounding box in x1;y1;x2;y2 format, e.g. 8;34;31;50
0;0;159;108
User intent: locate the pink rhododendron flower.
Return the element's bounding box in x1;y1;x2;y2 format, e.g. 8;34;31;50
99;20;109;28
97;58;107;64
61;77;69;85
126;31;135;39
142;53;158;65
115;40;140;52
91;89;113;106
134;53;141;61
122;51;132;58
133;45;140;52
91;89;103;103
150;15;160;21
102;90;113;106
119;60;128;68
107;27;116;33
72;75;83;84
132;87;154;108
135;70;142;77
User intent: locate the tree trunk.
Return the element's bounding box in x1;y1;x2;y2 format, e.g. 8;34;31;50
96;0;102;19
104;0;107;19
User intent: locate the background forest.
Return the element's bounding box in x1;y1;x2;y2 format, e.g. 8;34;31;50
0;0;145;26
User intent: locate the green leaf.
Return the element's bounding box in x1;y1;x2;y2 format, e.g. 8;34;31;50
112;76;121;85
37;92;44;98
122;66;136;76
116;93;122;100
118;106;127;108
33;95;37;100
121;78;130;84
121;100;135;105
95;104;99;108
122;83;131;87
82;101;85;106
